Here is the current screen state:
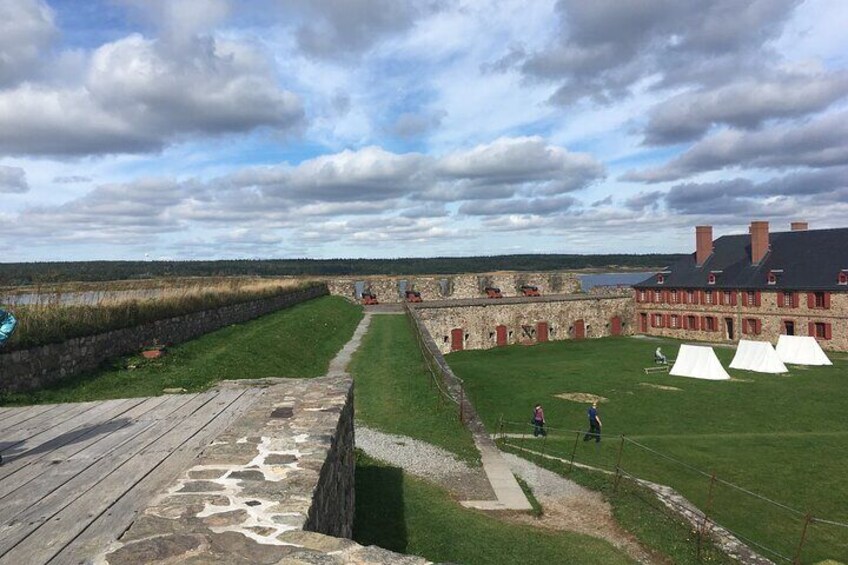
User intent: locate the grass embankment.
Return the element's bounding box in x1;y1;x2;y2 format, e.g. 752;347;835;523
349;314;479;463
1;278;314;351
449;337;848;562
354;452;635;565
0;296;362;405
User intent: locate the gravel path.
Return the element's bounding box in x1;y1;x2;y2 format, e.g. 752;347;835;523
356;426;495;500
502;452;665;565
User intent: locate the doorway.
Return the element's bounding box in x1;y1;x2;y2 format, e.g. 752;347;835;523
574;319;585;340
451;328;464;351
784;320;795;336
639;313;648;333
724;317;734;340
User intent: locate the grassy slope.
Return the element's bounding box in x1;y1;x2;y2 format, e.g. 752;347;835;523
1;296;362;404
354;452;635;565
448;337;848;562
349;314;479;463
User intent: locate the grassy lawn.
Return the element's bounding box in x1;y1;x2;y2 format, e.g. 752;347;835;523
350;314;479;463
354;452;636;565
448;337;848;563
0;296;362;404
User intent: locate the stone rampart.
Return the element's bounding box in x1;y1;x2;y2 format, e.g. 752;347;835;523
414;294;633;354
0;285;328;394
100;376;429;564
325;271;581;303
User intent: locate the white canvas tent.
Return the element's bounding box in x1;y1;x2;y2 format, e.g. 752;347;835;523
775;335;832;366
729;340;788;374
670;344;731;380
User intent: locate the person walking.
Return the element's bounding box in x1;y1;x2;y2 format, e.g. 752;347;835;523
584;401;602;443
532;404;546;437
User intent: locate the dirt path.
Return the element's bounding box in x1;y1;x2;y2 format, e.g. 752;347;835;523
502;453;668;565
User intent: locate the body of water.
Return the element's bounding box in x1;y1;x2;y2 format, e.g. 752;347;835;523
578;272;652;291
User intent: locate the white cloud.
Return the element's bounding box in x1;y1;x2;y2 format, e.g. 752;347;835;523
0;166;28;193
0;0;56;86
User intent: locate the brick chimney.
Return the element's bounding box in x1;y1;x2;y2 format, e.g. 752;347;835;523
695;225;713;266
791;221;808;231
750;221;770;264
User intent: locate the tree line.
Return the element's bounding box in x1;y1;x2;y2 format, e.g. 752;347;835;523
0;254;684;286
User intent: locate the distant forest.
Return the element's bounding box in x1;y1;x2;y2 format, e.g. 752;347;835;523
0;254;685;286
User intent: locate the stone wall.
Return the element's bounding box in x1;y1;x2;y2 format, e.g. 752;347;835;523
101;377;429;565
0;284;328;394
415;294;633;354
635;290;848;352
325;271;581;303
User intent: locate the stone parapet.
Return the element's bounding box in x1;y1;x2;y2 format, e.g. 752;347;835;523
325;271;581;303
99;376;429;564
0;285;328;394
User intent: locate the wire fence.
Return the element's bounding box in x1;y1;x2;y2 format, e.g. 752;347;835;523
497;419;848;564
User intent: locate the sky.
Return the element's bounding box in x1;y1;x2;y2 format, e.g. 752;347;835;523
1;0;847;262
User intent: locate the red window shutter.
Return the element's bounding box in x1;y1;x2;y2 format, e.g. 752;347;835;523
741;292;748;307
651;315;657;328
777;292;785;308
807;292;816;309
662;290;670;304
693;316;700;331
755;291;762;306
808;321;816;337
635;291;641;303
682;316;688;330
718;292;724;306
794;292;801;309
664;314;671;328
824;292;831;309
755;319;762;335
713;317;719;332
701;316;707;331
825;323;832;340
742;320;749;335
730;291;737;306
700;290;706;305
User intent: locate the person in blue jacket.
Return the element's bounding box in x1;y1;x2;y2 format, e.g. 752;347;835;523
0;308;17;347
584;401;602;443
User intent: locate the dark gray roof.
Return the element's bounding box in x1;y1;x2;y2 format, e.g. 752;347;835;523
634;227;848;291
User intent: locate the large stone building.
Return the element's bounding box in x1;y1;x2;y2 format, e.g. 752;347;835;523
633;221;848;351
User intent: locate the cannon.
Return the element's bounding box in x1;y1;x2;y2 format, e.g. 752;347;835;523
521;285;541;297
361;292;379;305
405;290;422;303
484;287;503;299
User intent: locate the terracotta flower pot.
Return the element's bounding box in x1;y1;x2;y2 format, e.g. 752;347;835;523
142;348;165;359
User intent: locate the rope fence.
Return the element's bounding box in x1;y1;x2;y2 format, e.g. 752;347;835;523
497;419;848;564
404;305;466;423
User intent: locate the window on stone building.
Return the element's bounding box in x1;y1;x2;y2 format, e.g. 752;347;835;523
708;274;716;285
638;289;646;302
670;314;679;328
783;320;795;335
704;317;716;332
687;290;696;304
686;315;697;330
814;292;826;308
814;322;827;339
783;292;794;307
704;291;714;305
746;291;757;305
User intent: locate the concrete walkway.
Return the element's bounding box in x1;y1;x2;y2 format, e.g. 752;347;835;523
461;438;533;510
326;312;373;377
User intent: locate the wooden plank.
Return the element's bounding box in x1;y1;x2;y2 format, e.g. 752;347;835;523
1;401;99;441
0;399;128;462
0;404;59;433
0;397;157;486
52;388;266;563
0;395;206;528
0;390;242;561
0;396;186;503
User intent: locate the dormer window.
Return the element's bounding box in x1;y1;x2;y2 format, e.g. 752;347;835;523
839;271;848;285
768;269;783;285
657;274;665;285
707;273;716;285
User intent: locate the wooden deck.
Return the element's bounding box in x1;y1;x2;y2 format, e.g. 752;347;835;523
0;388;264;564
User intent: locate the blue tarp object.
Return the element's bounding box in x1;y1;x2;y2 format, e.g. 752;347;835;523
0;309;17;346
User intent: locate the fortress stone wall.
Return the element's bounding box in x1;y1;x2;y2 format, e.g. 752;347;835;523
414;294;633;354
0;285;328;394
325;271;581;302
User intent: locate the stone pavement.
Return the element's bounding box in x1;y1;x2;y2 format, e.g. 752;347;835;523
94;313;434;565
